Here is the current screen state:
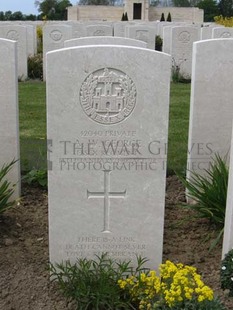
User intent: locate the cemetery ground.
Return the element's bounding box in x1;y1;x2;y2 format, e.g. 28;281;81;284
0;81;233;309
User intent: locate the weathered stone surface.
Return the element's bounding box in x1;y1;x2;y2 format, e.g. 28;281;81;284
47;45;171;269
0;39;20;200
64;36;147;48
187;39;233;181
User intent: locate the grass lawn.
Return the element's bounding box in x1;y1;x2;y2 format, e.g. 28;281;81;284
18;81;191;174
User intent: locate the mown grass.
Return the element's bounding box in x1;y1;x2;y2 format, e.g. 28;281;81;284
19;81;46;171
168;82;191;175
18;81;191;173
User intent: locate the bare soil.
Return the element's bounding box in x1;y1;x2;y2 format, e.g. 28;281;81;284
0;176;232;310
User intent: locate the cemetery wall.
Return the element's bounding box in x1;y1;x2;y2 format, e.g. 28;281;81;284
68;5;123;22
68;6;204;23
149;7;203;23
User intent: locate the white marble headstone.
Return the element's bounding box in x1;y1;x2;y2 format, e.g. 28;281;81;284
126;25;156;49
86;24;113;36
64;36;147;48
171;26;200;79
0;39;20;200
43;24;72;80
212;27;233;38
47;45;171;269
222;123;233;258
187;39;233;180
0;25;28;79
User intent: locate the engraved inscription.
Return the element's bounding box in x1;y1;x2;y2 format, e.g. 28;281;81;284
178;31;190;43
50;30;63;41
80;68;137;125
7;30;19;41
220;31;231;38
93;30;106;36
87;170;126;233
136;30;149;43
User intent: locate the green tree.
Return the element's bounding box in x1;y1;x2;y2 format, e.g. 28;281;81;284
35;0;72;20
166;12;172;21
218;0;233;17
160;12;165;21
10;11;24;20
173;0;190;6
0;11;5;20
78;0;110;4
25;14;37;21
4;11;13;20
196;0;219;21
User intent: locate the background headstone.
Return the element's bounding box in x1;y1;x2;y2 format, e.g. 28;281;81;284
43;24;72;80
212;27;233;38
0;39;20;200
64;36;147;48
171;26;199;79
47;45;171;269
222;123;233;258
86;24;113;36
187;39;233;181
0;25;28;79
126;25;156;49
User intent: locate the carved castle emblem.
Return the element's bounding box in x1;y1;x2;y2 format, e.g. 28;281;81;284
80;68;137;125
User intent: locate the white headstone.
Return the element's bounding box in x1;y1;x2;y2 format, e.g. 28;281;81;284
43;24;72;80
126;25;157;49
113;22;128;37
47;45;171;269
72;22;86;38
222;123;233;258
64;36;147;48
212;27;233;38
26;25;36;56
86;24;113;36
187;39;233;180
163;26;172;54
0;25;28;79
0;39;20;199
200;26;213;40
171;26;199;79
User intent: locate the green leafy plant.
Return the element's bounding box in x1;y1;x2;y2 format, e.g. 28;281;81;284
49;253;148;310
0;160;16;214
178;154;228;249
155;35;163;51
23;169;47;187
221;249;233;296
28;53;43;80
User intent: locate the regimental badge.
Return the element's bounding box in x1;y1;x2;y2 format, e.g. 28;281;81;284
80;68;137;125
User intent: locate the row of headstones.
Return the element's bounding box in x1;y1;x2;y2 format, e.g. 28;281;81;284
1;36;233;269
42;22;233;79
0;20;232;80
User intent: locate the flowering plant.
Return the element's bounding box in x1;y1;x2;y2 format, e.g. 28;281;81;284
221;249;233;296
118;260;224;309
214;15;233;27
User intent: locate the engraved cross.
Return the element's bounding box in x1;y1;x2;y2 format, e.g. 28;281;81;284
87;170;126;233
